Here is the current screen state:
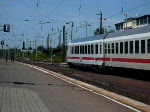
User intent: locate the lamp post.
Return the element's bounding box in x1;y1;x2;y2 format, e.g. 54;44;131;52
66;22;73;40
47;33;53;62
123;13;128;29
20;34;25;59
84;21;88;37
103;18;107;33
35;34;39;60
96;11;103;34
79;21;91;37
84;21;91;37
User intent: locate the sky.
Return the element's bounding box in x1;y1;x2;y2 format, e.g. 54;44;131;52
0;0;150;49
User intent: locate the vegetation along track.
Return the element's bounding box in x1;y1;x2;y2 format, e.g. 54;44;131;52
20;60;150;105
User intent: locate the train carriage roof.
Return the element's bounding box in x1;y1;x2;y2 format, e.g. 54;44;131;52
70;33;107;44
69;25;150;44
106;25;150;39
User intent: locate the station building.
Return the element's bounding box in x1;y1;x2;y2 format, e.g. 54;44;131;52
115;15;150;31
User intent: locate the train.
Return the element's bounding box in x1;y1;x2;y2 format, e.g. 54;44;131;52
67;25;150;71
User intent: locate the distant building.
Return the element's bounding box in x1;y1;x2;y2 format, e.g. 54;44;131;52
115;15;150;31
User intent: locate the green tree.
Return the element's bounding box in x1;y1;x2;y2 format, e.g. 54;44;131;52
94;27;115;35
28;47;32;50
108;29;115;33
94;27;105;35
37;45;45;52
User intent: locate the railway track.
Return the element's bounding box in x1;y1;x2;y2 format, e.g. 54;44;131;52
19;60;150;105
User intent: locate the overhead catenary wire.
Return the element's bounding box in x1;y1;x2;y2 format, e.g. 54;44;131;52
22;1;150;43
22;0;65;33
41;1;150;40
106;1;150;20
74;1;150;36
45;0;64;18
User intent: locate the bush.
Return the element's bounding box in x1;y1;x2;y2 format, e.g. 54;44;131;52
53;51;62;63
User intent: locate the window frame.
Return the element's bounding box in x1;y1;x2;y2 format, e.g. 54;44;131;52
141;39;145;54
124;41;128;54
135;40;139;54
95;44;98;54
120;42;123;54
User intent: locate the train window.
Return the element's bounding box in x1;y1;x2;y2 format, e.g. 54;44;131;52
82;46;84;54
80;46;83;54
135;40;139;53
108;43;110;54
112;43;114;54
72;46;75;54
88;45;90;54
141;40;145;53
95;44;98;54
147;39;150;53
100;44;102;54
91;44;94;54
144;18;147;24
148;17;150;24
140;18;143;25
75;46;79;54
129;41;133;53
75;46;77;54
137;19;139;26
72;47;74;54
125;41;128;54
120;42;123;54
116;42;118;54
85;45;87;54
105;44;107;54
77;46;79;54
80;46;82;54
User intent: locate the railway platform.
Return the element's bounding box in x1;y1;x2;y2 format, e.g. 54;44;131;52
0;59;149;112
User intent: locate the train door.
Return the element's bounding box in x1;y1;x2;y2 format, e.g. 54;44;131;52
103;42;106;68
108;43;112;62
99;42;103;57
99;42;104;67
103;42;112;67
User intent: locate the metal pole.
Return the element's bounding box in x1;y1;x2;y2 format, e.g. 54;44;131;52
85;21;87;37
30;41;32;58
62;25;66;63
2;45;3;57
59;31;62;46
65;31;68;46
100;12;102;34
104;18;106;34
47;34;50;50
35;38;37;60
71;22;73;40
96;11;103;34
126;14;127;29
123;13;128;29
50;39;52;62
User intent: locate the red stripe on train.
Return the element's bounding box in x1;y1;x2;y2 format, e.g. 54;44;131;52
68;57;80;60
112;58;150;63
68;57;150;64
82;57;94;60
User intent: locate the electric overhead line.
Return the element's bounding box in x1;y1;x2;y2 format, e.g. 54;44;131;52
107;1;150;19
23;1;150;38
45;0;64;18
80;1;150;30
22;0;65;33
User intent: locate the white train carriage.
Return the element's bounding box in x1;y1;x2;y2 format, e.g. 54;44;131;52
67;34;107;68
104;25;150;70
67;25;150;71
